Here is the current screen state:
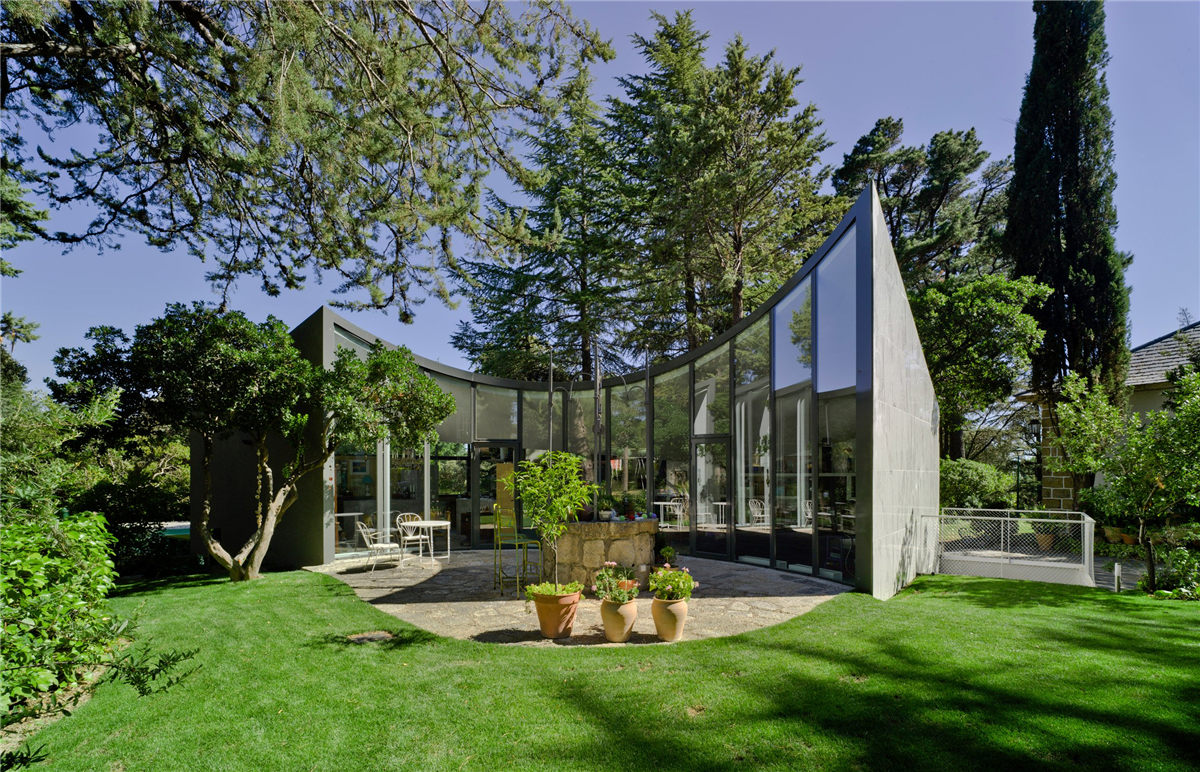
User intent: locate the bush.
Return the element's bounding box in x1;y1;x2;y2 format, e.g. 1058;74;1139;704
1;510;118;716
940;458;1015;509
1141;548;1200;600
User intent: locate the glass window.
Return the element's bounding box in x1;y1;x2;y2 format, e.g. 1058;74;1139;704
816;227;857;393
653;367;691;553
431;374;472;444
475;384;518;440
734;316;771;565
816;393;856;581
609;383;648;511
567;391;597;483
773;278;813;391
694;440;729;555
774;385;813;572
334;443;378;556
522;390;562;461
388;445;424;525
693;343;730;435
333;325;372;358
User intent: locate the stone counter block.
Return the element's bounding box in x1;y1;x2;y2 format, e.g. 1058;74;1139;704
544;520;659;588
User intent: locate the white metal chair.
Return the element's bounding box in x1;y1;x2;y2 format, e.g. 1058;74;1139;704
668;497;688;529
355;522;399;573
749;498;767;524
394;512;432;566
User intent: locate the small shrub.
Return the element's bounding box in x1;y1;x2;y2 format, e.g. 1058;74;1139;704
1140;548;1200;599
940;458;1015;509
1;510;118;716
649;565;697;600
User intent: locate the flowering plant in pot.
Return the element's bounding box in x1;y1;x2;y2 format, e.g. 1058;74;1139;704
506;451;597;638
594;561;639;642
648;564;697;642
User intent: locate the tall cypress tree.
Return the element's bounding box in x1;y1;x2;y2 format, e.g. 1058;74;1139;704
1005;0;1130;404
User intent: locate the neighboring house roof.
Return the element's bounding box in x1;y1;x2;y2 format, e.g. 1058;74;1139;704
1126;320;1200;388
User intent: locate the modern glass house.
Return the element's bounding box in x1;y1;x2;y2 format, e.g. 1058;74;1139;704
204;187;939;600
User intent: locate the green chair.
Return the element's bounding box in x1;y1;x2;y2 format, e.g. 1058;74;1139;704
493;506;541;595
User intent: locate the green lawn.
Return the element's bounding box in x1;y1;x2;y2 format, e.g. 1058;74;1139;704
26;572;1200;771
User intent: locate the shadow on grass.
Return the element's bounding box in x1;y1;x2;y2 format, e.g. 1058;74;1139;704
111;573;226;598
304;628;439;650
901;574;1133;610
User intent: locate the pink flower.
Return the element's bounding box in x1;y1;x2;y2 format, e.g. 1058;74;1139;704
663;563;671;569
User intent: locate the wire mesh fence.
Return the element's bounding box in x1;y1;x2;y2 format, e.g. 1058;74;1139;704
928;509;1095;587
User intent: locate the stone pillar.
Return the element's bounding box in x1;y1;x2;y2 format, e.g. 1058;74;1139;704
1040;411;1076;511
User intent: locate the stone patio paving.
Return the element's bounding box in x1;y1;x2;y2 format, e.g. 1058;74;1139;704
307;549;846;646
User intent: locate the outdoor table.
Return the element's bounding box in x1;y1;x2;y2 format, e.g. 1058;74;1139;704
410;519;451;562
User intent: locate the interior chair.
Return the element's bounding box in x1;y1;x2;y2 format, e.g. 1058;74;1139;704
394;512;432;567
493;506;541;595
355;522;399;573
749;498;767;525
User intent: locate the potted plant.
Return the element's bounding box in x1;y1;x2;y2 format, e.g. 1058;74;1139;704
659;546;676;566
648;564;697;642
506;451;597;639
594;561;639;643
597;491;618;520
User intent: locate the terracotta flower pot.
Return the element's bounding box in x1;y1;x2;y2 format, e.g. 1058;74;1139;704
651;597;689;642
531;591;581;639
1035;532;1055;551
617;579;639;592
1119;533;1136;546
600;598;638;643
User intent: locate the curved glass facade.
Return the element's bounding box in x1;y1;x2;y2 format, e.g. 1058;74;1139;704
260;187;940;598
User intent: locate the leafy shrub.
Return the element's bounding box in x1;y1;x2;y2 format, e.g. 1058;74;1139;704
649;565;697;600
940;458;1015;509
1140;548;1200;599
1;510;118;716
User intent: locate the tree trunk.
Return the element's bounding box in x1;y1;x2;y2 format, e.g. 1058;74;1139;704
1139;518;1156;592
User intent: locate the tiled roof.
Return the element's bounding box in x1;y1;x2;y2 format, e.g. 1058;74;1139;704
1126;321;1200;388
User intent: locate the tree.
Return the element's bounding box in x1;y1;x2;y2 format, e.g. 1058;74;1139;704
834;118;1049;457
1;1;607;318
610;12;842;359
0;311;38;353
132;303;453;580
1054;373;1200;592
454;65;626;380
1005;0;1130;405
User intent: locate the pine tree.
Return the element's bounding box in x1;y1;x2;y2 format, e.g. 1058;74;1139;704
1005;0;1130;404
455;66;626;381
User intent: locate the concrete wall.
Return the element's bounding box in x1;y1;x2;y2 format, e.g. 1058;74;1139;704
867;189;940;599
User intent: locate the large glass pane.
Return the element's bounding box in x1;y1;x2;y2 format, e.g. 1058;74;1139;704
475;384;518;440
567;392;597;484
522;390;563;462
734;316;771;565
694;440;729;555
653;367;691;553
816;392;856;581
816;227;857;393
388;445;425;539
432;374;472;444
773;278;812;391
693;343;730;435
475;445;515;546
774;386;813;571
431;441;468;541
334;443;378;556
609;383;648;512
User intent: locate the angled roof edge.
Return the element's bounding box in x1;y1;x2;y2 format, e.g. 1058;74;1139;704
298;185;877;391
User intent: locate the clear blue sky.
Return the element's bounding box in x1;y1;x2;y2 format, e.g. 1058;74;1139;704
4;1;1198;388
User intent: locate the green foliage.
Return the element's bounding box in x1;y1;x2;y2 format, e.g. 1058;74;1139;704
834;117;1050;455
1005;0;1130;403
939;458;1015;509
648;565;696;600
0;310;39;353
505;451;597;587
660;546;677;565
0;511;117;716
2;1;607;318
0;161;46;279
911;276;1051;435
131;303;453;580
1140;548;1198;600
1055;372;1200;592
593;561;639;603
523;580;584;602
